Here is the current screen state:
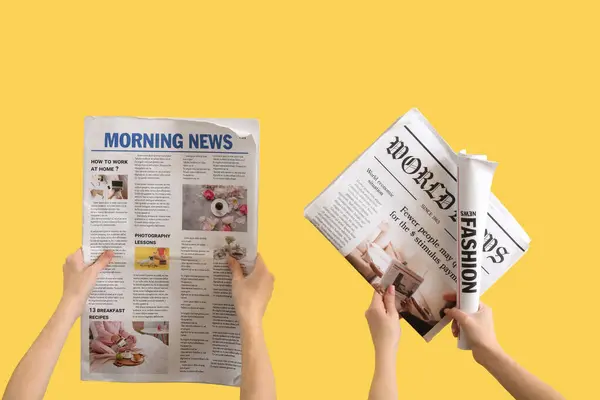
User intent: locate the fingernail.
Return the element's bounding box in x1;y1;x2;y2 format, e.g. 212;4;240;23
388;285;395;293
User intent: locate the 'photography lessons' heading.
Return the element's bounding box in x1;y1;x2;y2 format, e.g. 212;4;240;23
104;132;235;150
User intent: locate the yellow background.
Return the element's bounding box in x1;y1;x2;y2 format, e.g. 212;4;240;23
0;1;598;399
134;247;170;270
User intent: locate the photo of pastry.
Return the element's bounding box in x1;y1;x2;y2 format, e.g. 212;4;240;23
90;174;128;200
134;247;170;270
89;320;168;374
182;185;248;232
214;236;247;261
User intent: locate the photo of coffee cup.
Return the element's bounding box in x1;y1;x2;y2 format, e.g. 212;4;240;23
211;198;230;217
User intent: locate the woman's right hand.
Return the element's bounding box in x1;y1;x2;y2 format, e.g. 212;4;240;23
227;254;274;332
444;301;503;364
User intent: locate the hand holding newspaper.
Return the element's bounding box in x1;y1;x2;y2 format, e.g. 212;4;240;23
456;152;497;350
305;109;530;341
82;117;259;385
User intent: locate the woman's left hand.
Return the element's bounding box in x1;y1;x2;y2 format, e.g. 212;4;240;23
62;249;114;313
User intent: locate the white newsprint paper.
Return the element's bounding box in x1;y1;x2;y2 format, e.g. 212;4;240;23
304;109;530;341
82;117;258;384
456;153;497;349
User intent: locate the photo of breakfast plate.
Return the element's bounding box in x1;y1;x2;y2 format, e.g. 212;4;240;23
114;353;145;367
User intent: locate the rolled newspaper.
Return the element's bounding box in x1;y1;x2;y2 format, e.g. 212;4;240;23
456;152;498;350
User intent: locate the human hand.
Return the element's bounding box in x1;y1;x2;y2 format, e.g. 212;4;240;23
62;249;114;313
126;335;136;346
365;285;401;355
111;335;120;343
227;254;274;331
444;294;502;364
369;262;384;278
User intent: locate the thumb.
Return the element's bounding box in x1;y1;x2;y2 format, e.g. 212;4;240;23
227;256;244;281
444;307;470;325
91;250;114;274
383;285;398;316
252;253;267;273
369;290;384;311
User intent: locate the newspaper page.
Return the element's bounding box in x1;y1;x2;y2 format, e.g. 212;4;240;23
304;109;530;341
81;117;259;384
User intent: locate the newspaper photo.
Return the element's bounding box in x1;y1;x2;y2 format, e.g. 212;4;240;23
82;117;259;384
304;109;530;341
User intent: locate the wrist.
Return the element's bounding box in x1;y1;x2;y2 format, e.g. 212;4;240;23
374;350;397;372
239;318;263;335
374;343;398;362
57;297;84;322
473;342;505;367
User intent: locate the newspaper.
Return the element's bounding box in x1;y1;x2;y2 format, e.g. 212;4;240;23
304;109;530;341
81;117;258;384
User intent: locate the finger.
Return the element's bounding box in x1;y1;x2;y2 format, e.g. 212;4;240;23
384;285;398;316
253;253;267;273
67;248;84;269
451;319;459;337
369;290;384;311
227;255;244;281
444;307;470;325
91;250;114;274
442;292;457;302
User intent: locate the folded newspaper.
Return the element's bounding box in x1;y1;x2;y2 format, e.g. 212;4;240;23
82;117;258;384
304;109;530;341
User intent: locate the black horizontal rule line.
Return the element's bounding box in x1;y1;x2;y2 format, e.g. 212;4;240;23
404;125;456;182
444;228;457;242
373;156;417;200
459;265;490;275
402;125;525;254
487;213;526;252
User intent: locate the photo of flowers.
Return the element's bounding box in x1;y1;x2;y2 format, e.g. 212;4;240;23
182;185;248;232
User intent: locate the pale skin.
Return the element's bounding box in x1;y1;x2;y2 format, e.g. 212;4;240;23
365;290;564;400
365;285;401;400
444;294;565;400
2;249;114;400
227;254;276;400
3;250;276;400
